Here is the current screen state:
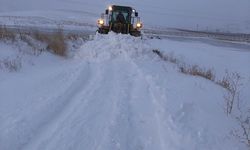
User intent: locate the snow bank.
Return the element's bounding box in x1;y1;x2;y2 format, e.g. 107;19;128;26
150;38;250;79
76;33;153;62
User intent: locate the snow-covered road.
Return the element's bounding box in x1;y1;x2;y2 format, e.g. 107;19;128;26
0;33;249;150
22;35;171;150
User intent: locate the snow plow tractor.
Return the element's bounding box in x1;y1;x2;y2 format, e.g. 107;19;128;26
97;5;143;37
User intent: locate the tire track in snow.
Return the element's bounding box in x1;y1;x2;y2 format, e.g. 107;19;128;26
126;53;183;149
130;64;167;150
94;61;135;150
98;58;169;149
94;61;133;150
26;61;129;150
53;61;131;150
0;61;91;150
23;62;104;150
121;47;171;149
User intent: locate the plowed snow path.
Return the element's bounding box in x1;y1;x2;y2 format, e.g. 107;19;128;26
24;60;168;150
0;34;169;150
1;33;247;150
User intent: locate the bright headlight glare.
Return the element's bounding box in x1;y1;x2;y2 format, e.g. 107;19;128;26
108;6;112;11
98;19;104;26
136;22;142;28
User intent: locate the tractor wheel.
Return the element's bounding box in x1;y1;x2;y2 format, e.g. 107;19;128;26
130;31;141;37
98;28;109;34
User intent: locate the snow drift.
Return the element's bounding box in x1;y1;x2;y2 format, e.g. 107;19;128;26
0;33;249;150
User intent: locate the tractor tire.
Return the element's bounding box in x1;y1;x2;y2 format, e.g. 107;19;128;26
130;31;141;37
98;28;109;34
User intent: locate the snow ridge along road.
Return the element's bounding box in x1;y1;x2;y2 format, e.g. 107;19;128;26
0;33;246;150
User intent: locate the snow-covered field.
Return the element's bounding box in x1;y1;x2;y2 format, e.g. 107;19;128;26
0;0;250;33
0;0;250;149
0;33;249;150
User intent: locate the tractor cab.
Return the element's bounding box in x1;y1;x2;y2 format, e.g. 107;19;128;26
110;6;130;23
97;5;142;37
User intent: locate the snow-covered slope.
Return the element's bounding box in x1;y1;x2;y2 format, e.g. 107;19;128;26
0;34;249;150
0;0;250;33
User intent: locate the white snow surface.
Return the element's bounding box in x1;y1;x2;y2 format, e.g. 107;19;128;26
0;33;249;150
0;0;250;33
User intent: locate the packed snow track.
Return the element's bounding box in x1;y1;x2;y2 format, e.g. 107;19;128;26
0;33;247;150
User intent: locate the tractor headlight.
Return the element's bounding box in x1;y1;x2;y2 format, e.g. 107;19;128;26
97;19;104;26
136;22;142;29
108;6;112;11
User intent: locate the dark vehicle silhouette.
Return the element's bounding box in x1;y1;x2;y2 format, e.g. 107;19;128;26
97;5;142;37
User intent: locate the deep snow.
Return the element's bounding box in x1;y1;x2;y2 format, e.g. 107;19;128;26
0;33;249;150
